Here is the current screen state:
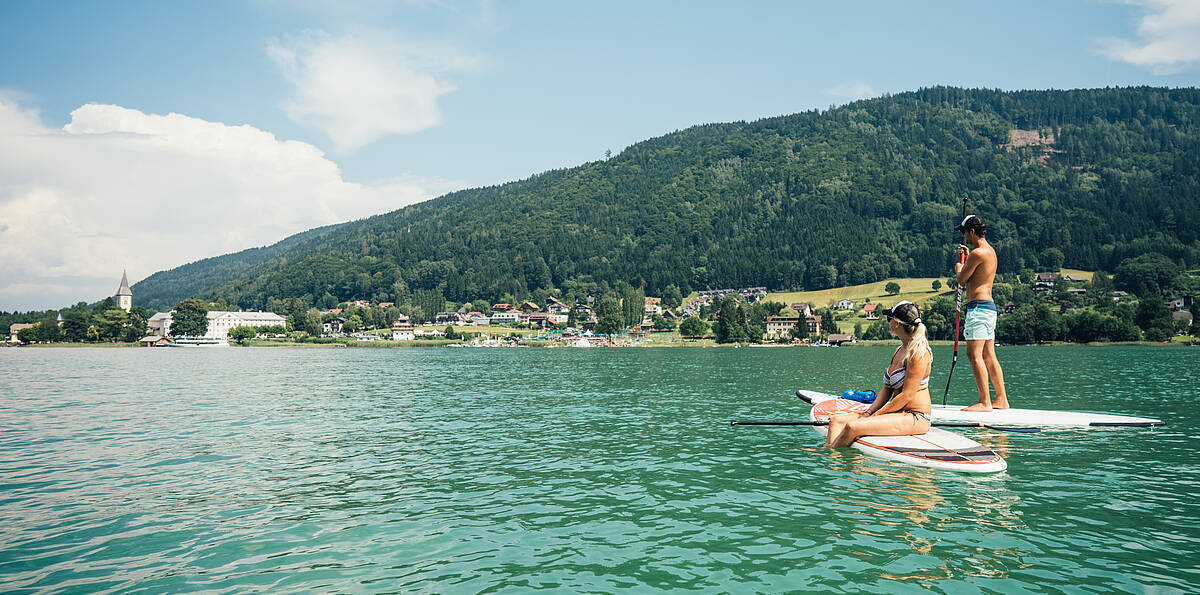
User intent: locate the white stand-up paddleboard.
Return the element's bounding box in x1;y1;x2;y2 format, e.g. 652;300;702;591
808;397;1007;474
798;390;1164;428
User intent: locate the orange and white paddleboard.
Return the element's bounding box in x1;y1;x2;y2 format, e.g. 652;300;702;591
810;397;1007;474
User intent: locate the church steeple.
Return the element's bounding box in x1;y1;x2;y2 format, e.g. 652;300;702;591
116;270;133;313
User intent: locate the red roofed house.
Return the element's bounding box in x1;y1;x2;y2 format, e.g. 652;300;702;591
644;297;662;315
9;323;34;342
546;297;569;313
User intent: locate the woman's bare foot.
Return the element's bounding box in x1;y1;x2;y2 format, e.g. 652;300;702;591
962;401;993;412
991;399;1010;410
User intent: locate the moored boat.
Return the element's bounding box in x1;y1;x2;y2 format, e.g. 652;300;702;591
167;337;230;347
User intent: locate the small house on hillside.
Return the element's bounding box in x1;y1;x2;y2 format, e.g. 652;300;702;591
435;312;462;324
863;303;879;319
323;317;347;335
1034;273;1060;293
836;299;856;310
546;297;569;313
739;287;767;302
644;297;662;315
519;301;540;313
391;318;415;340
490;311;521;325
790;302;813;317
492;303;512;312
1168;296;1194;310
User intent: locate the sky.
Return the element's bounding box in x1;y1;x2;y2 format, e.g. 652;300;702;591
2;0;1199;311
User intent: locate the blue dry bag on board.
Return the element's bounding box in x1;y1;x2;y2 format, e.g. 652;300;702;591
841;389;877;403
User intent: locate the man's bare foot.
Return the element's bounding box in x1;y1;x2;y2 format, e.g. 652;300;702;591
962;402;993;412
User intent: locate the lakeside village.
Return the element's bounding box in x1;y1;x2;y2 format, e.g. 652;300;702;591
5;266;1198;348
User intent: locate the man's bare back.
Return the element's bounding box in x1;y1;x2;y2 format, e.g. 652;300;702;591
957;241;996;302
953;215;1008;411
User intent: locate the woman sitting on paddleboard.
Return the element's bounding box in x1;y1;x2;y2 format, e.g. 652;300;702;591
827;301;933;448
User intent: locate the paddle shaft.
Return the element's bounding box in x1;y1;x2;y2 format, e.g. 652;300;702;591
942;198;968;406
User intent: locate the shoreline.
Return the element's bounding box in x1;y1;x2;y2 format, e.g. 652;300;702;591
6;339;1196;349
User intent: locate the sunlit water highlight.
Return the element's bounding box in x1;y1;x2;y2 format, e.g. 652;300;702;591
1;346;1197;592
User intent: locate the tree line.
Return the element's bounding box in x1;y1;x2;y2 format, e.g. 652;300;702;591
120;87;1200;318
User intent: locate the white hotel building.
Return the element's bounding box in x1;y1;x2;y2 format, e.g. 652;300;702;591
148;311;287;339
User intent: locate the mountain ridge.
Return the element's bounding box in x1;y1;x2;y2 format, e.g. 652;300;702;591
133;86;1200;310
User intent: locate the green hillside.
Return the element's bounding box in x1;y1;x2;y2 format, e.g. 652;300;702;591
133;87;1200;311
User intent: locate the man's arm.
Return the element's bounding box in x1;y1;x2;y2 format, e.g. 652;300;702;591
955;247;981;285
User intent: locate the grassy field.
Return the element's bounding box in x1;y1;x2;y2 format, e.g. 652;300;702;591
766;277;949;311
765;269;1096;312
763;269;1098;335
1058;268;1095;281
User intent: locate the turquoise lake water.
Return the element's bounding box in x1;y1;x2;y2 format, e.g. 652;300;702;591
1;345;1198;593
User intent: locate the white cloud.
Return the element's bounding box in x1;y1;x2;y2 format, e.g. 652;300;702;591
0;96;464;311
827;82;878;101
1098;0;1200;74
267;31;480;152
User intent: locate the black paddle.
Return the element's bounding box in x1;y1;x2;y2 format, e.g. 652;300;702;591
730;419;1040;433
942;197;969;406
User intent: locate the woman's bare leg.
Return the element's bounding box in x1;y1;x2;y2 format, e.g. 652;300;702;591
825;415;851;448
829;413;926;448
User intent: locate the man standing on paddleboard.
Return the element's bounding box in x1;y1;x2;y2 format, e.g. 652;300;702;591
954;215;1009;412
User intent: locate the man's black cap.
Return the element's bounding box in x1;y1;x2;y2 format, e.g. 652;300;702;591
955;215;984;232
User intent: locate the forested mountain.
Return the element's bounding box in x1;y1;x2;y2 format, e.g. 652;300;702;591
135;87;1200;310
133;224;340;308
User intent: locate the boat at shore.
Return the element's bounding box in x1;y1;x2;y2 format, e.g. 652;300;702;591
167;337;230;347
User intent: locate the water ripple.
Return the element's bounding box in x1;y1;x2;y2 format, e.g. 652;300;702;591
0;346;1197;593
